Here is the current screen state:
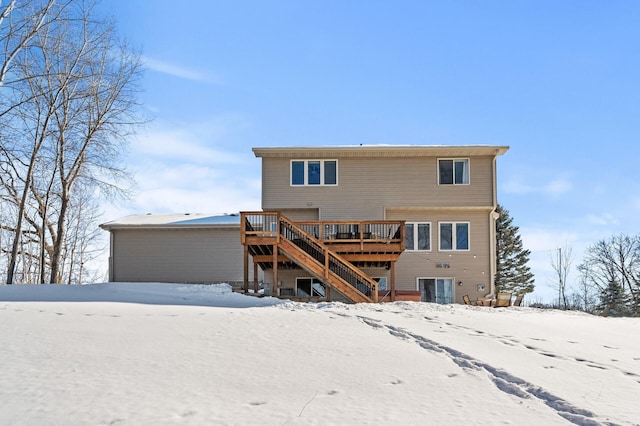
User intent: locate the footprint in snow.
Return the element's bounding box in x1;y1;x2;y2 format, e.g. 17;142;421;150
587;364;607;370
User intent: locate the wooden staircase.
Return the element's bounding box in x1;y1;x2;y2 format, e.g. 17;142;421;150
241;212;380;303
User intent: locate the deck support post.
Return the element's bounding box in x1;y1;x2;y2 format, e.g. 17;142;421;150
272;244;278;297
253;262;259;293
243;244;249;293
390;261;396;302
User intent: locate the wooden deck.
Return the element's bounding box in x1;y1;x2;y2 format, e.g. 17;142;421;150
240;212;406;303
242;215;405;268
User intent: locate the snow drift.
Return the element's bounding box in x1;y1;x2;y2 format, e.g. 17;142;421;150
1;283;638;425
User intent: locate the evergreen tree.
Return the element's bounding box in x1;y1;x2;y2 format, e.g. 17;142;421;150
495;204;535;295
596;278;627;317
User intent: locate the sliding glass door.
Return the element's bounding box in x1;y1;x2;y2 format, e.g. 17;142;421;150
418;278;453;304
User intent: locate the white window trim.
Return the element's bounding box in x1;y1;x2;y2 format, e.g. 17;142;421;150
437;158;471;186
405;222;431;251
290;159;338;186
438;221;471;251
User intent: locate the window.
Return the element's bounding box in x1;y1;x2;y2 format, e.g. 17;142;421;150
405;223;431;251
439;159;469;185
373;277;387;291
418;278;453;304
439;222;469;251
291;160;338;186
296;278;326;297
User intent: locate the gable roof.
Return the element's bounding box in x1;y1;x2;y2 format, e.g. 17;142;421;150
100;213;240;230
253;145;509;158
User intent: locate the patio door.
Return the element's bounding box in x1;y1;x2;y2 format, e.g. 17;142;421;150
296;277;326;297
418;278;453;304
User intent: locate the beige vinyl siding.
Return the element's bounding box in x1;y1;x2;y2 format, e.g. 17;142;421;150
111;227;250;283
387;208;493;302
254;146;506;303
262;156;496;220
277;208;319;221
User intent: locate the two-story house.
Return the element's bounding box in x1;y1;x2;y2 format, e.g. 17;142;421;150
240;145;508;304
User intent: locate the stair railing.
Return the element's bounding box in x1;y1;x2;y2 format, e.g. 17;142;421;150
278;214;378;301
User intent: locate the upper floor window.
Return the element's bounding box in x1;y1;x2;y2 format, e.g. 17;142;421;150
405;223;431;251
439;222;469;251
439;159;469;185
291;160;337;186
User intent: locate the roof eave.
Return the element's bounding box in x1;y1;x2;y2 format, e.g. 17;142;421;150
252;145;510;158
100;223;240;231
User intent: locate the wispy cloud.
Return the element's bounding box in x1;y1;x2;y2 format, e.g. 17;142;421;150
130;115;250;165
544;178;572;195
102;115;260;220
133;131;242;165
584;213;619;227
520;227;579;253
502;174;572;196
104;158;261;219
128;163;261;214
142;56;221;83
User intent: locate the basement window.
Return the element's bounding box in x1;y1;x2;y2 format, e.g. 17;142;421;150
296;277;326;297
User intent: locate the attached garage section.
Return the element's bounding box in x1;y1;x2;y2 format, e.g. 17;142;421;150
101;214;255;285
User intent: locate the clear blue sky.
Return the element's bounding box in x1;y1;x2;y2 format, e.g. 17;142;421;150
97;1;640;303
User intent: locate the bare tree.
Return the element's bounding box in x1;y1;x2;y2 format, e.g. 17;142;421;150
0;1;72;122
574;266;598;313
1;0;57;87
549;243;573;309
60;189;104;284
0;0;65;282
47;7;141;283
580;235;640;315
2;0;142;284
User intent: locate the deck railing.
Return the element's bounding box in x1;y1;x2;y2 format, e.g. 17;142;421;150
242;213;405;248
241;212;279;242
298;221;403;242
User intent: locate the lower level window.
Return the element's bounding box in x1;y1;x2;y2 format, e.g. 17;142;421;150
296;278;326;297
373;277;387;291
418;278;453;304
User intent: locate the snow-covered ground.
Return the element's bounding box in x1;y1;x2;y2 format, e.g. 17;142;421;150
1;283;639;425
